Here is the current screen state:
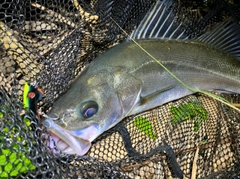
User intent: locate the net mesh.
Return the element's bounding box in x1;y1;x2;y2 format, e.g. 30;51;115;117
0;0;240;178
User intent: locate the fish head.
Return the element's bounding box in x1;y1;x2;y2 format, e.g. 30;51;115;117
54;79;123;141
44;67;142;155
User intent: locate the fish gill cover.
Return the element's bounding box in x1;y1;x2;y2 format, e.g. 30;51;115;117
0;0;240;178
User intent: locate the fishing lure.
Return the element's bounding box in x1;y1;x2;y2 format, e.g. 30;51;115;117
23;81;44;116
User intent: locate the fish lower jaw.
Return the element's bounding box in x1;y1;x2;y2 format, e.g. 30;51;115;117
46;132;76;155
56;139;76;154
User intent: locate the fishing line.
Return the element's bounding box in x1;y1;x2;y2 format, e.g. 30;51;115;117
111;17;240;113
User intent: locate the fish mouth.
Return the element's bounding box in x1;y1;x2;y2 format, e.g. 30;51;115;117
46;132;77;154
42;119;98;156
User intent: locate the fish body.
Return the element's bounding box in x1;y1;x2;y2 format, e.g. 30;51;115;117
79;39;240;116
52;39;240;124
42;1;240;155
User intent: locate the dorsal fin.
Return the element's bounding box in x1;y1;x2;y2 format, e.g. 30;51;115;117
197;21;240;61
129;0;240;62
129;0;188;40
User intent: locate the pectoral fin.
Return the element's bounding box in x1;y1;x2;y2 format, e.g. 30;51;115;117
129;85;177;115
139;86;175;105
139;85;175;106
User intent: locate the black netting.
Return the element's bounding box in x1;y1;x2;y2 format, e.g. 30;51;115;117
0;0;240;178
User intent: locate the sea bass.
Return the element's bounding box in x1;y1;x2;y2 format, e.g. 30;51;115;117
42;1;240;155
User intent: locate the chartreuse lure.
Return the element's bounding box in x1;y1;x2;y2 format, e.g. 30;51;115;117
134;117;157;140
23;82;30;109
170;99;208;131
23;82;44;114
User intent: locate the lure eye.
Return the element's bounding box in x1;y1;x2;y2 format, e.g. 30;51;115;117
81;101;98;118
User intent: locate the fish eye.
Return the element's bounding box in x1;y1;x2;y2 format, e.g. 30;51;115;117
81;101;99;118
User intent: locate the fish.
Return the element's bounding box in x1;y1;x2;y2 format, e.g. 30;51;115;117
42;0;240;156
